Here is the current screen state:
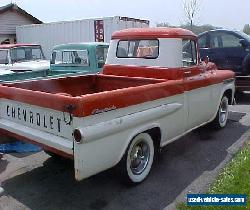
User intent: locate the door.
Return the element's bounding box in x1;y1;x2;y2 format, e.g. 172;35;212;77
219;32;248;74
182;39;213;131
206;31;247;74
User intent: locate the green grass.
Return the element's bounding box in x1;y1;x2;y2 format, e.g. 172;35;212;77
177;141;250;210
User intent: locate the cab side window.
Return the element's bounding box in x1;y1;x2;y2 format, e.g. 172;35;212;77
182;40;197;67
209;34;221;48
209;32;241;48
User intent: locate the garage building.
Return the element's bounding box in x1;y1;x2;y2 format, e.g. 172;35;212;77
0;3;42;44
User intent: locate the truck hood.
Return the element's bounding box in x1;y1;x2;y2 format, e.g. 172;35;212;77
0;69;14;75
10;60;50;71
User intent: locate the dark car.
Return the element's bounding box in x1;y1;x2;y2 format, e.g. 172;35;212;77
198;29;250;76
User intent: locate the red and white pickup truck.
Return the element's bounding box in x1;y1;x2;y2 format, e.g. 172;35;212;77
0;28;235;184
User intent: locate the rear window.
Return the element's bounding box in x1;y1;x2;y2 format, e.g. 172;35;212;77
117;39;159;59
51;50;89;66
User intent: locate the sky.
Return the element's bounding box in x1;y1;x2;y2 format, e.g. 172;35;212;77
2;0;249;30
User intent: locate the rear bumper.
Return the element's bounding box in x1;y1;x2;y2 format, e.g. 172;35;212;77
0;118;73;158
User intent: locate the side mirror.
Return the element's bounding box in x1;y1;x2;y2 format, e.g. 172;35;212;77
239;39;248;48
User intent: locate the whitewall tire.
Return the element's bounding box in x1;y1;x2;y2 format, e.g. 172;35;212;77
119;133;155;184
211;96;229;129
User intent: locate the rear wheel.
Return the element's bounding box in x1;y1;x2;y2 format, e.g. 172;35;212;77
119;133;154;184
211;96;229;129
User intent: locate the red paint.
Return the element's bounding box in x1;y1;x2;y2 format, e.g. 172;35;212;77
103;64;184;80
112;28;197;40
0;66;234;118
0;75;166;117
0;43;40;49
94;20;104;42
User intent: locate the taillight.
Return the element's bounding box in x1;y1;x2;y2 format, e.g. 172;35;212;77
73;129;82;143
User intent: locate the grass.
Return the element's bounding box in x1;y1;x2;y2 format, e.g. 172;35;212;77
177;141;250;210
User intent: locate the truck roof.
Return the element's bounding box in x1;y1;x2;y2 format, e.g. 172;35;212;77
112;27;196;40
52;42;109;51
0;43;40;49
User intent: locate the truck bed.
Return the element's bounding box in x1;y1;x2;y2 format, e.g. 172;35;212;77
0;74;181;118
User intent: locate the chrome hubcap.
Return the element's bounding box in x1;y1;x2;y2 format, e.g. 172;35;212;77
219;99;228;124
130;140;150;175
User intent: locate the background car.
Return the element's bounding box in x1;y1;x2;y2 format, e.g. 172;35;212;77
198;29;250;76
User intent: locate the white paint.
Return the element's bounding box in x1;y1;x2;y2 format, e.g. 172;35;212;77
0;118;73;155
76;103;183;143
185;79;216;130
106;38;182;68
0;99;74;140
126;133;154;183
0;60;50;72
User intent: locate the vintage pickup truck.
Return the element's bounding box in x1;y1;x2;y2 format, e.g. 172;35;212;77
0;28;235;184
0;44;49;73
0;42;109;83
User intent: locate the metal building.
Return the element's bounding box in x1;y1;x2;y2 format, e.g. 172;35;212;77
17;16;150;58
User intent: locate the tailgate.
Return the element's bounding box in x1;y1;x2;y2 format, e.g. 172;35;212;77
0;99;74;154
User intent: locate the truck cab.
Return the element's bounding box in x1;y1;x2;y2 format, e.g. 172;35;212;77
104;28;235;138
51;42;109;73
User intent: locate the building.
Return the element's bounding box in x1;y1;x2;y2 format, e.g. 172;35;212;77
0;3;42;44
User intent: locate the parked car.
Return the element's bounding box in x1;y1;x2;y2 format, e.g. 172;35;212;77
0;44;50;73
198;29;250;91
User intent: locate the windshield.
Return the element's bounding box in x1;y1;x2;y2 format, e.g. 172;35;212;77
235;31;250;42
51;49;89;66
10;46;45;63
0;50;8;64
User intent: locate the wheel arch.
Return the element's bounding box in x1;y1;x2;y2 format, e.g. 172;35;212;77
223;88;234;105
117;124;162;165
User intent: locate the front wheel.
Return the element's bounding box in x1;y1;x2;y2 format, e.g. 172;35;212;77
119;133;155;184
211;96;229;129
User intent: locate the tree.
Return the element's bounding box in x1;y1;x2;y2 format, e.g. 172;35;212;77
180;24;220;35
183;0;200;31
156;22;171;27
243;24;250;35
